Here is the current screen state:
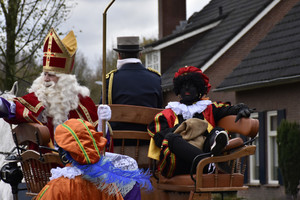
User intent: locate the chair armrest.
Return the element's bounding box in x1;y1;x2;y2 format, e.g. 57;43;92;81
195;145;256;188
21;150;61;164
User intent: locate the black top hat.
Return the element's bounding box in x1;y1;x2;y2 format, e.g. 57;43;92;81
113;36;142;52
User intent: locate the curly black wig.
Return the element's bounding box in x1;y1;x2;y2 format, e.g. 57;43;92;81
173;72;207;96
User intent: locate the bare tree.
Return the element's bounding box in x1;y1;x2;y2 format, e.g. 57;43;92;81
0;0;76;90
74;51;102;103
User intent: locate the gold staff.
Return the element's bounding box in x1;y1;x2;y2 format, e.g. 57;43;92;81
102;0;115;137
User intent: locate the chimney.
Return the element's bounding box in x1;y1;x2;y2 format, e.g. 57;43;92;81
158;0;186;39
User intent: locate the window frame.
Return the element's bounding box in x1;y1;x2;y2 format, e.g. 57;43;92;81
249;112;260;184
267;110;279;185
145;50;161;73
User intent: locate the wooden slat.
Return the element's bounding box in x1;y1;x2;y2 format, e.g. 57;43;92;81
109;104;163;124
157;183;195;192
197;186;249;192
112;131;151;140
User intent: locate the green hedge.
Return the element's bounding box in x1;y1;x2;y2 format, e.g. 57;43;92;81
277;120;300;198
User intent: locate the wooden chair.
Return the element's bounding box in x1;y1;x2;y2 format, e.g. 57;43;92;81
107;104;163;169
12;123;62;197
105;105;258;200
154;115;259;200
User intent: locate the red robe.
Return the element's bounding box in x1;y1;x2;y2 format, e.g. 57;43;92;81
5;92;98;148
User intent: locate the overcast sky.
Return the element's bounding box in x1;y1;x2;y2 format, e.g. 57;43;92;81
58;0;210;68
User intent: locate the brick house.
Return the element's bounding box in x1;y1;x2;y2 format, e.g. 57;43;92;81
143;0;300;199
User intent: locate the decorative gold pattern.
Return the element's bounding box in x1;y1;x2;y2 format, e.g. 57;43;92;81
108;72;115;104
22;108;34;123
75;109;84;120
16;97;43;114
78;103;98;127
147;67;161;76
106;69;117;79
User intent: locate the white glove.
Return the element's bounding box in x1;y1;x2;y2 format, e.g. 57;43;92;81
97;104;111;121
97;105;111;133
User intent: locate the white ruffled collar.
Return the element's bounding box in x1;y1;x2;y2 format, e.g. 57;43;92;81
165;100;212;120
49;166;82;180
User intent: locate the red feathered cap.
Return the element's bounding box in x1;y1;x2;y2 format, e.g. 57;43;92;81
174;66;211;93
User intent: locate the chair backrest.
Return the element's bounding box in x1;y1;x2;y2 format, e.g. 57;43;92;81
195;145;256;191
107;104;163;168
12;123;62;197
21;150;62;196
109;104;163;125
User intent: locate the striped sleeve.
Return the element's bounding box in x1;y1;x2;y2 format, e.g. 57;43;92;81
147;112;171;137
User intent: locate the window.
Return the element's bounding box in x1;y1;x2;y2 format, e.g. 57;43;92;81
267;111;278;184
249;113;259;184
145;51;160;73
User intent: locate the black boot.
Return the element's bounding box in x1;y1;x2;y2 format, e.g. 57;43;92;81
209;127;229;156
203;127;231;174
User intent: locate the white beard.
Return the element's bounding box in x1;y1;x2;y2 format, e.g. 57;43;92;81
29;73;90;129
41;84;77;128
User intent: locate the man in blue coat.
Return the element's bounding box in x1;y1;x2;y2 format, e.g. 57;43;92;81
102;36;163;146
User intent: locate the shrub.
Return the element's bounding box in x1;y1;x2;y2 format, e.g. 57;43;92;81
277;120;300;199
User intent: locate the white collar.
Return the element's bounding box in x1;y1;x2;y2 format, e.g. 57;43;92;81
165;100;212;120
116;58;142;70
49;166;82;180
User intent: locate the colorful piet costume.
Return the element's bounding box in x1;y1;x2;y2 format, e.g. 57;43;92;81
36;119;152;200
147;66;251;178
0;28;98;149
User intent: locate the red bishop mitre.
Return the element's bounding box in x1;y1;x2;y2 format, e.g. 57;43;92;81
43;28;77;74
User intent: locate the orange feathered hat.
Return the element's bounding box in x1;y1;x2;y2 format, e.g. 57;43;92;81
54;119;107;165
